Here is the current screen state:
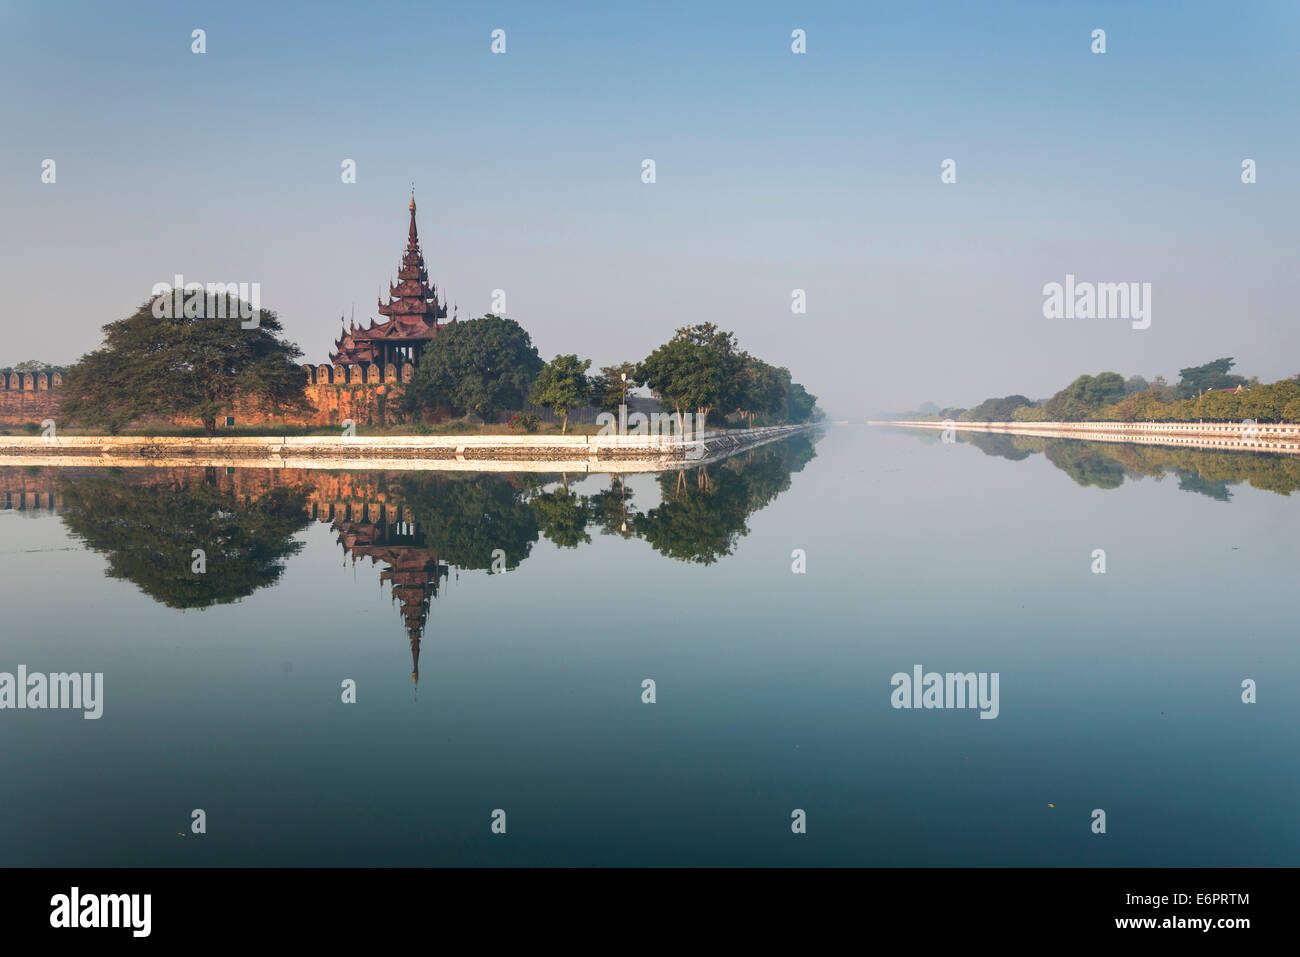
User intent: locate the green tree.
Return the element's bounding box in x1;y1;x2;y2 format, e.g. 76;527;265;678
1043;372;1126;420
637;323;743;432
963;394;1033;422
781;381;818;423
1174;358;1247;399
403;314;543;421
1194;389;1243;422
59;294;311;435
1012;403;1049;422
529;354;591;433
589;362;639;414
1243;379;1300;423
735;355;789;426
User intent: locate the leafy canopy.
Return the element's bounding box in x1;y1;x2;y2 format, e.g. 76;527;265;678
637;322;743;425
59;294;310;434
403;314;543;420
529;354;591;432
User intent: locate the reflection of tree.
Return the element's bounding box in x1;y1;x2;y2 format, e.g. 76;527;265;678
1043;441;1126;489
59;470;310;609
1174;472;1232;502
628;434;818;564
960;432;1034;461
531;488;591;548
586;476;636;538
395;473;539;571
936;429;1300;498
394;437;817;568
633;466;750;564
1104;443;1300;498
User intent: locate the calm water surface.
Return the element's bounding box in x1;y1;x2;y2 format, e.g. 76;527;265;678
1;427;1296;866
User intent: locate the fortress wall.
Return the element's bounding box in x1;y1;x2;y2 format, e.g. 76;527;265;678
0;364;416;429
0;371;62;425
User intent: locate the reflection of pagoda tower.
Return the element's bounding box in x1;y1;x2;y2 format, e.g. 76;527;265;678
331;512;448;688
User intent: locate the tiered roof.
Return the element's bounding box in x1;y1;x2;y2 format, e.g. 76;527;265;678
330;191;453;366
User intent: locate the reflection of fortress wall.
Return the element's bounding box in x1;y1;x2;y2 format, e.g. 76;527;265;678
0;466;64;511
0;364;417;428
0;466;411;516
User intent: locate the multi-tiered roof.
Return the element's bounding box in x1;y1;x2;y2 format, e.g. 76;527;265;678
330;191;453;367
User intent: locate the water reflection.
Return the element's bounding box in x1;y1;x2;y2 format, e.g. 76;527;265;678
0;433;819;685
59;468;311;609
635;435;817;563
936;431;1300;499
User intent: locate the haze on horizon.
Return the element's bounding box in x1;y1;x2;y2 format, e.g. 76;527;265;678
1;0;1296;418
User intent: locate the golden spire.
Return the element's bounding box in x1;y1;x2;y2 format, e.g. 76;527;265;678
409;183;416;212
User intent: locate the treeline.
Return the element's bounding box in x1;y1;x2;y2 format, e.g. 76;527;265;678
916;358;1300;424
0;360;66;375
403;316;820;431
56;292;820;435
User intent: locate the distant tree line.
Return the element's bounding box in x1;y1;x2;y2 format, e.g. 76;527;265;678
910;358;1300;425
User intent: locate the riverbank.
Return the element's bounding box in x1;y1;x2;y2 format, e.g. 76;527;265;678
0;424;815;472
876;420;1300;454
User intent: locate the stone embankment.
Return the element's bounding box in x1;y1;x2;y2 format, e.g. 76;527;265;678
0;425;813;472
878;420;1300;455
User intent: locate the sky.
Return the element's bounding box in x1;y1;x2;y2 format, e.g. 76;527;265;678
1;0;1297;416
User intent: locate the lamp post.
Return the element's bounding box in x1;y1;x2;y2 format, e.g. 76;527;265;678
619;371;628;439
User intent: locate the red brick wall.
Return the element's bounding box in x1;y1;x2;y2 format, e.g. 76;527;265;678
0;363;419;430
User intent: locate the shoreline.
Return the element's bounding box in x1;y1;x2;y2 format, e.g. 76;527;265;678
0;424;814;472
873;420;1300;455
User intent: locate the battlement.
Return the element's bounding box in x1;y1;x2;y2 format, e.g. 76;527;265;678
0;365;414;391
0;362;417;428
299;363;416;385
0;371;63;391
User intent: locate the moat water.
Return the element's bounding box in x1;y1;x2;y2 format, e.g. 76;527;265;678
1;428;1296;865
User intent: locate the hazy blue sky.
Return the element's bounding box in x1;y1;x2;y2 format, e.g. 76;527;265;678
2;1;1296;415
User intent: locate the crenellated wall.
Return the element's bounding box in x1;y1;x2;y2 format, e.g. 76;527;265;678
0;371;64;425
0;363;418;429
